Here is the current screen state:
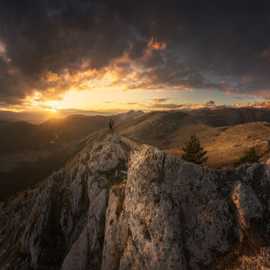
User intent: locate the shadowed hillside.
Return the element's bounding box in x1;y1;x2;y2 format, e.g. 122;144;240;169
0;111;143;200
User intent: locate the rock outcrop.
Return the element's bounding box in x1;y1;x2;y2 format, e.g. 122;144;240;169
1;134;270;269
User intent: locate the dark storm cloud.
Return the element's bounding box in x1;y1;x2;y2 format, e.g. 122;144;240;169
1;0;270;104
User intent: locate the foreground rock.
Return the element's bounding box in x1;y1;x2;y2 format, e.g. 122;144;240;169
0;134;270;269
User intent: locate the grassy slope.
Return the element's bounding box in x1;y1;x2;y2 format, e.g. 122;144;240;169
118;111;270;168
205;122;270;167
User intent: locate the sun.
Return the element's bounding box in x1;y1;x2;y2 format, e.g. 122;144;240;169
46;100;62;113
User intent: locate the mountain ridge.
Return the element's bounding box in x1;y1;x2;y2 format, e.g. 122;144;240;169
1;134;270;269
4;107;270;201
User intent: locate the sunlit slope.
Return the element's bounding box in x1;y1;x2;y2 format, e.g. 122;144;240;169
205;122;270;167
118;110;270;168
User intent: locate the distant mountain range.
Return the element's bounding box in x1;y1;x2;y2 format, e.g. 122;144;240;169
0;109;141;124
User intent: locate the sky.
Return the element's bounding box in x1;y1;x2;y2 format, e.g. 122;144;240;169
1;0;270;119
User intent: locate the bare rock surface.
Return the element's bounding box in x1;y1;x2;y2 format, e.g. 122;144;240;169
1;134;270;269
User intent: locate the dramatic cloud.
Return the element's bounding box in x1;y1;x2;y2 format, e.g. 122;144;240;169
1;0;270;107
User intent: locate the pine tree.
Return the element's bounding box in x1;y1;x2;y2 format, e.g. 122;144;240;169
182;135;208;165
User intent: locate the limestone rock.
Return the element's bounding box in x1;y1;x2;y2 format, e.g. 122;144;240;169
1;134;270;269
231;181;263;232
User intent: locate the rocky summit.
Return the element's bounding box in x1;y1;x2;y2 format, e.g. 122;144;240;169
1;134;270;269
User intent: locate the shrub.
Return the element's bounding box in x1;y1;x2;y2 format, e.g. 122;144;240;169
237;147;260;165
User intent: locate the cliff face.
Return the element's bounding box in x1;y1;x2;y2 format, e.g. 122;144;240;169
1;135;270;270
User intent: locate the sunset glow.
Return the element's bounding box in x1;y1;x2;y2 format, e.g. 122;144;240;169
11;46;265;118
1;1;270;122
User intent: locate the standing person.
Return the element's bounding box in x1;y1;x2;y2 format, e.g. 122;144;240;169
109;118;114;133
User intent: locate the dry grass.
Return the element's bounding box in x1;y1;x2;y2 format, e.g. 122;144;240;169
166;122;270;168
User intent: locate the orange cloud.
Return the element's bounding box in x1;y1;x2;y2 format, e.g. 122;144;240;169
18;40;200;113
148;38;167;50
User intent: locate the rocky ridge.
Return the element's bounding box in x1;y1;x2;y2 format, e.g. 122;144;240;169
1;134;270;269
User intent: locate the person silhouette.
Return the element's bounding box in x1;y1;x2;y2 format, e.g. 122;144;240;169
109;118;114;133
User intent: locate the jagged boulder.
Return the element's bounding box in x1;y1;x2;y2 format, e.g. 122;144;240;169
101;146;237;270
1;135;270;269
